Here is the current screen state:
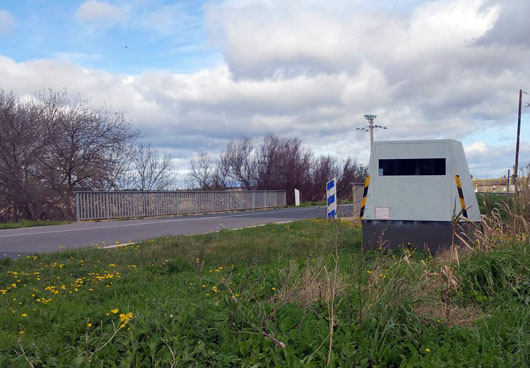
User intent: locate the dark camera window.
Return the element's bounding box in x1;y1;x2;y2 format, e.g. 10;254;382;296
379;158;446;176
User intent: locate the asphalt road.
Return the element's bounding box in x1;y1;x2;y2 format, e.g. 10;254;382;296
0;205;353;258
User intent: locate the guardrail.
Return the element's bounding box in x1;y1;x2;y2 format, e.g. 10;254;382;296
75;190;287;221
475;192;513;196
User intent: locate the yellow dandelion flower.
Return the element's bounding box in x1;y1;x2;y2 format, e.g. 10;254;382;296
111;308;119;314
21;313;28;317
19;330;24;335
87;323;92;328
425;348;431;352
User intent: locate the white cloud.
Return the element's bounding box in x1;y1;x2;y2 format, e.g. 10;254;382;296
202;0;526;133
465;141;488;154
206;0;499;79
465;141;530;177
0;9;15;36
1;0;529;179
478;0;530;48
76;1;127;24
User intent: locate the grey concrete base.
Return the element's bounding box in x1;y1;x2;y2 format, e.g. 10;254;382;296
362;220;479;253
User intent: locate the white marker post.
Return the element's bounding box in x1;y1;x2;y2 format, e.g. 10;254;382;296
326;178;337;219
294;189;300;207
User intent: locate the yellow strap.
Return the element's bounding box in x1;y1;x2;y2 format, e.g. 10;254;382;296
359;175;370;220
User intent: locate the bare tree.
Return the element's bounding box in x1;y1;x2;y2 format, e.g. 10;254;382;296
276;137;312;204
255;135;282;190
184;134;366;206
337;158;367;200
307;155;339;202
0;90;138;221
37;91;137;218
190;153;216;189
125;143;176;191
222;138;256;189
254;135;312;204
211;162;230;189
0;91;52;220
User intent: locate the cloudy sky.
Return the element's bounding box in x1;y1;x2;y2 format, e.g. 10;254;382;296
0;0;529;179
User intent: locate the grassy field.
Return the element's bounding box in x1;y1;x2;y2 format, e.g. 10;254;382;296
1;215;529;367
0;220;69;231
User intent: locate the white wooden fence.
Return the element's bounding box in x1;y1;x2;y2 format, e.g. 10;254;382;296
75;190;286;221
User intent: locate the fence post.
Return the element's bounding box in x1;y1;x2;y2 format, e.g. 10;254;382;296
88;193;92;220
226;191;229;211
155;193;159;216
252;191;256;209
264;191;267;209
75;192;80;221
106;192;110;219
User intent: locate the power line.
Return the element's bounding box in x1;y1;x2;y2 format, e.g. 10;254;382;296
355;114;388;148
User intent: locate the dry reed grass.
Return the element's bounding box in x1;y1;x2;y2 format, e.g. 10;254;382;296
417;185;530;327
454;179;530;254
416;260;485;327
272;255;347;309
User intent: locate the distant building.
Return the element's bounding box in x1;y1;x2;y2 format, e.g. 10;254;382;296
472;177;517;193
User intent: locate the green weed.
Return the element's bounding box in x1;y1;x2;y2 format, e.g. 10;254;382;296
0;219;68;230
0;219;528;367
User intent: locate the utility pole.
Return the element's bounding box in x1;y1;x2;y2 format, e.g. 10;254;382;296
514;89;522;193
366;114;375;146
507;169;510;195
514;89;529;194
356;114;387;149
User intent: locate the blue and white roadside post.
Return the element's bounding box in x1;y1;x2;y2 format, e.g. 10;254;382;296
326;178;337;219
